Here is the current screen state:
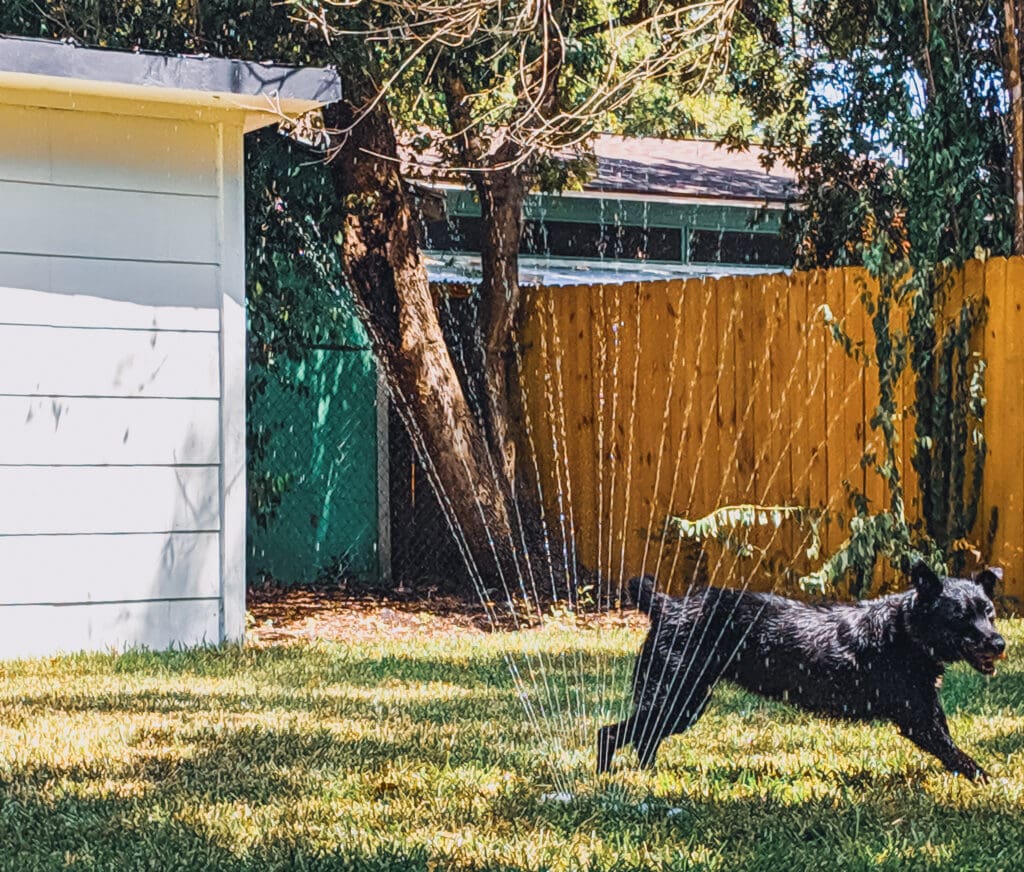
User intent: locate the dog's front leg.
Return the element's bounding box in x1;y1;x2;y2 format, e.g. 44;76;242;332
896;705;988;782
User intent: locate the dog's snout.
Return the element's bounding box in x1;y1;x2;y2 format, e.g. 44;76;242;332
992;635;1007;657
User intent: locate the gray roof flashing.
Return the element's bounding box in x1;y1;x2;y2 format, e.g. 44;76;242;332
0;35;341;107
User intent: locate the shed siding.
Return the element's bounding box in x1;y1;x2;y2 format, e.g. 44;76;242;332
0;104;240;656
0;600;222;661
0;397;220;465
218;124;247;644
0;324;220;397
0;254;220;325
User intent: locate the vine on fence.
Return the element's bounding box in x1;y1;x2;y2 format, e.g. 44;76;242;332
664;261;988;598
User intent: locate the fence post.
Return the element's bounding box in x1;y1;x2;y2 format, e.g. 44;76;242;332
376;365;393;585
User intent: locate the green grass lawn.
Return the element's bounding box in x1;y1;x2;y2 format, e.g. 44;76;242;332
1;618;1023;871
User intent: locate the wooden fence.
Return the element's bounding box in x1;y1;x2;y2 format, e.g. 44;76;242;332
517;258;1024;603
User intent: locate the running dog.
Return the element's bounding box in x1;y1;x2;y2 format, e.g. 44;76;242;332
597;563;1006;781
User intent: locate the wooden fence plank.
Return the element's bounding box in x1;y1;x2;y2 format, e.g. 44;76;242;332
979;261;1005;584
991;258;1024;591
517;261;1024;604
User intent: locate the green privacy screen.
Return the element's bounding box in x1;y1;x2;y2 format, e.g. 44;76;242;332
244;128;383;587
247;345;381;585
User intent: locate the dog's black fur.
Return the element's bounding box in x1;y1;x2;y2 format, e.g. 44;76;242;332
598;563;1006;780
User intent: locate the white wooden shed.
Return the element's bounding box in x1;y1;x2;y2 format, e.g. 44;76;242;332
0;36;340;658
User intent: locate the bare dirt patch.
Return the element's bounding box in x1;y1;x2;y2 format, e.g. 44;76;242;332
246;586;647;646
246;586;492;645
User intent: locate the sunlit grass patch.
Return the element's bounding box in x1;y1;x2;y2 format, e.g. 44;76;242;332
0;619;1021;870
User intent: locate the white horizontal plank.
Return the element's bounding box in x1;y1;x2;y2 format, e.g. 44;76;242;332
0;466;220;535
0;284;217;331
0;599;222;660
0;324;220;398
0;253;220;322
0;105;218;195
0;179;219;263
0;532;220;604
0;396;220;465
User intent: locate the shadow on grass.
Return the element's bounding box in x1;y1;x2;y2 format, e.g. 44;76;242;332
110;642;1024;711
5;756;1024;872
520;775;1024;869
8;719;537;800
976;726;1024;757
4;636;1024;870
108;645;560;688
0;785;540;872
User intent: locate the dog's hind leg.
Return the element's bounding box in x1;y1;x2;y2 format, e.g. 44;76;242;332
633;680;716;769
597;715;640;774
633;722;664;770
596;709;670;771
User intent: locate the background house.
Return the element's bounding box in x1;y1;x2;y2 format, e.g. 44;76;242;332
0;36;339;657
420;134;797;287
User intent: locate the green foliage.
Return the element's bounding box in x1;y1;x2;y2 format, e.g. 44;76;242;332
305;0;753;181
612;76;757;141
0;0;311;60
244;129;365;529
666;504;825;583
0;0;197;47
731;0;1007;593
746;0;1014;270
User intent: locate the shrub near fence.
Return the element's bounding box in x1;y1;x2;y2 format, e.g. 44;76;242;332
518;259;1024;603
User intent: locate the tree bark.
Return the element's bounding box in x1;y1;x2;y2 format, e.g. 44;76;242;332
475;167;528;486
433;54;580;602
440;70;536;494
323;98;528;598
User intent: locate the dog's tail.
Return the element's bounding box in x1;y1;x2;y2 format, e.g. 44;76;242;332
628;574;663;619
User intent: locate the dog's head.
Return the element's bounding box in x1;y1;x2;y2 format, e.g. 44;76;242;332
907;562;1007;674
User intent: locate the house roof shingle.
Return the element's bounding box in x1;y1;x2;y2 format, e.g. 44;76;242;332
404;132;796;204
585;134;796;203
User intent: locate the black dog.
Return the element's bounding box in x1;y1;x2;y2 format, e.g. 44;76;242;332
598;563;1006;780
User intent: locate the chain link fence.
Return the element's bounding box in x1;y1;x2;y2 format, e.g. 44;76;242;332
244;128;476;594
246;341;467;593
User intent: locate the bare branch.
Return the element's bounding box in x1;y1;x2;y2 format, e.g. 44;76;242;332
307;0;742;170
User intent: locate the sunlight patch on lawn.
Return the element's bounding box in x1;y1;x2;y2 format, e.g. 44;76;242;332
0;618;1021;870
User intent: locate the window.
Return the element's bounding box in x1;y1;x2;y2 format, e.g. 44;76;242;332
521;220;682;261
424;216;683;261
423;216;485;253
688;229;792;266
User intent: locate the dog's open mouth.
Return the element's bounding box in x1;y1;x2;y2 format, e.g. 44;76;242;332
967;650;1005;676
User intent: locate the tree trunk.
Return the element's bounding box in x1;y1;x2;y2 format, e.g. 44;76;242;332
472;166;578;602
323;99;528;599
1004;0;1024;254
476;168;528;487
438;73;570;593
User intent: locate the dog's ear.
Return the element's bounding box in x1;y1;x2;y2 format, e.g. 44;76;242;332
975;567;1002;599
910;561;943;601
